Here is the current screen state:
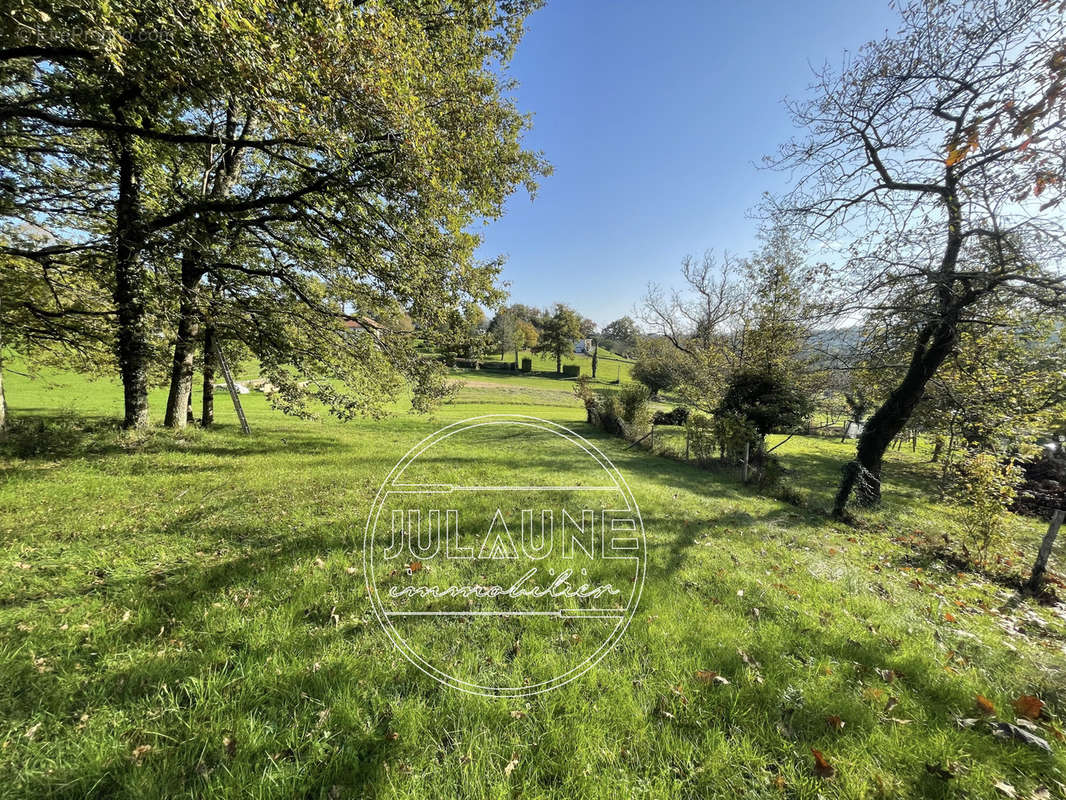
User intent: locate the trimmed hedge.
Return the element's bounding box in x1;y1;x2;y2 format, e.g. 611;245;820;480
561;364;581;378
520;357;532;372
481;360;516;372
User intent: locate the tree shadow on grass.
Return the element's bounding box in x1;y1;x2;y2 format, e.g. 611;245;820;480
0;410;358;472
3;518;399;799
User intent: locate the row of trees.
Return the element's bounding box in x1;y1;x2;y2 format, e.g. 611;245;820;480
477;303;637;375
1;0;548;430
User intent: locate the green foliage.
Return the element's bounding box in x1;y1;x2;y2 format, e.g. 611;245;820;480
949;452;1024;567
717;370;813;440
520;356;532;372
712;412;756;461
631;336;685;397
561;364;581;378
685;411;717;464
533;303;582;373
600;316;639;355
2;0;550;424
618;383;651;428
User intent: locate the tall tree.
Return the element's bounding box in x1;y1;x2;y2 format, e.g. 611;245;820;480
514;318;537;365
534;303;582;373
488;308;519;360
769;0;1066;516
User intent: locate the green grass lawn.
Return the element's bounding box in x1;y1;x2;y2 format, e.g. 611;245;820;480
1;366;1064;799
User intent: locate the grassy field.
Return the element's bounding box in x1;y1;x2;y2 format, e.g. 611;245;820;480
1;365;1064;799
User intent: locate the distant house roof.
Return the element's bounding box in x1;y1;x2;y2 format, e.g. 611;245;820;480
342;316;386;336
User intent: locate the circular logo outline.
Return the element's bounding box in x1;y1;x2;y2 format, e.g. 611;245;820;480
363;414;646;697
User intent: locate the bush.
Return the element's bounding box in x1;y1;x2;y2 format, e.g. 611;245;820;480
685;412;716;464
561;364;581;378
618;383;651;426
652;407;689;426
520;357;532;372
713;412;756;462
717;369;813;438
948;451;1023;566
481;360;516;372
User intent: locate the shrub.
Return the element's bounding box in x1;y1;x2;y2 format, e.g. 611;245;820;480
561;364;581;378
949;451;1023;566
632;337;684;396
520;357;532;372
573;376;597;422
713;412;756;462
717;369;813;439
480;360;516;372
652;407;689;427
618;383;651;427
685;412;716;464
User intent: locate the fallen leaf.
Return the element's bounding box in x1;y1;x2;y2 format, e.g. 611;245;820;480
223;736;237;758
994;781;1017;798
503;752;519;777
385;731;399;741
876;668;896;684
885;696;899;713
976;695;996;716
990;721;1051;752
1014;695;1044;720
131;744;153;764
811;748;835;779
24;722;41;740
509;710;526;719
695;670;729;685
945;612;957;623
408;561;422;573
826;715;845;730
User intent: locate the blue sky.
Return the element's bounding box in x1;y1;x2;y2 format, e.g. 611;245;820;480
475;0;901;327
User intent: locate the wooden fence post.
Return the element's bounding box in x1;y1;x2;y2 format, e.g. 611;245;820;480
742;441;750;482
1026;509;1064;594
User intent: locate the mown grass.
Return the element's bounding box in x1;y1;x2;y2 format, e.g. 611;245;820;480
1;366;1064;799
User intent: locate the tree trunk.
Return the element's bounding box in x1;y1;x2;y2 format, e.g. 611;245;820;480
592;341;598;378
202;321;216;427
113;126;151;430
833;185;965;517
514;345;519;368
164;252;204;428
1026;509;1064;594
833;318;959;516
556;351;562;373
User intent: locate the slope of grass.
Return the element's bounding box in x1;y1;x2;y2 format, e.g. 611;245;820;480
1;366;1064;799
